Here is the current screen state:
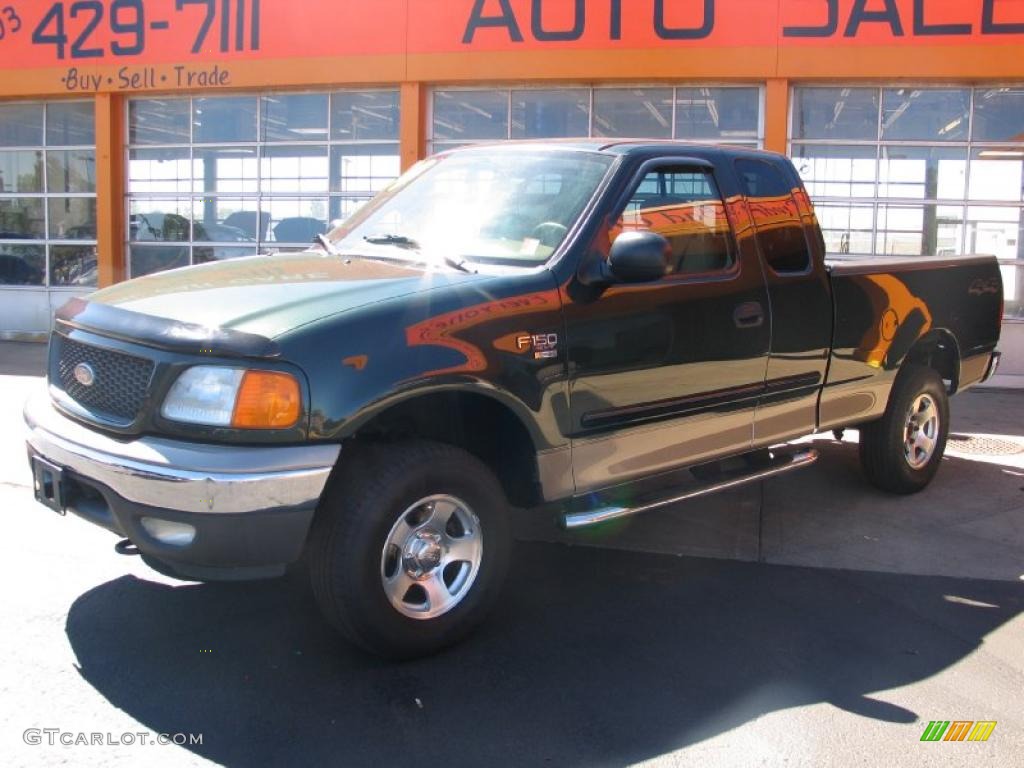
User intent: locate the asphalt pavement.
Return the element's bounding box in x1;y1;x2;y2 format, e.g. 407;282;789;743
0;341;1022;768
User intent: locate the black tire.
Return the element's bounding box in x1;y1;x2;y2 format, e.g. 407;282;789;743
308;440;511;659
859;364;950;494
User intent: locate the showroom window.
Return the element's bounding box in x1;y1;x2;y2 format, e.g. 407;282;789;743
0;101;97;288
790;86;1024;315
430;86;763;152
126;91;400;277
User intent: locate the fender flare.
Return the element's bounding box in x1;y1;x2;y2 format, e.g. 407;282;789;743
903;328;962;393
335;378;561;453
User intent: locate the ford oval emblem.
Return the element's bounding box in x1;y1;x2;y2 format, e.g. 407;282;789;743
73;362;96;387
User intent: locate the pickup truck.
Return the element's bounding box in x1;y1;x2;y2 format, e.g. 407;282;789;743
25;141;1002;658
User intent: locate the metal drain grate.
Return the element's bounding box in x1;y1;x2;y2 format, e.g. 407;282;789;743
947;434;1024;456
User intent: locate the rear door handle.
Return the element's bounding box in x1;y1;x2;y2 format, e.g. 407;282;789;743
733;302;765;329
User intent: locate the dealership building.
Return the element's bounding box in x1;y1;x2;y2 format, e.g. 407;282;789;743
1;0;1023;377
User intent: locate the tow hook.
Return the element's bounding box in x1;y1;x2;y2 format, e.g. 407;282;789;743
114;538;140;556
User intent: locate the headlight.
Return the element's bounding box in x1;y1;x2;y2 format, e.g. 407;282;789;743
162;366;301;429
162;367;243;426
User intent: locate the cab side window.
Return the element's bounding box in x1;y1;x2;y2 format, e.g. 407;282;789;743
616;166;734;275
734;158;811;274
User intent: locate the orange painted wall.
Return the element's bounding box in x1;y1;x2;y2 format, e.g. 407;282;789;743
2;1;1023;97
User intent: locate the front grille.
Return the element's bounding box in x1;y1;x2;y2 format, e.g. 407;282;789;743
56;337;155;424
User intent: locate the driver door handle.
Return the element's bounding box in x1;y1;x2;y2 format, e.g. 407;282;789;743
733;302;765;329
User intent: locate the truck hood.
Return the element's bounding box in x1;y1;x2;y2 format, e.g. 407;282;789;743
85;251;488;340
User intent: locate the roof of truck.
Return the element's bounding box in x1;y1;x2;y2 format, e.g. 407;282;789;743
443;139;783;160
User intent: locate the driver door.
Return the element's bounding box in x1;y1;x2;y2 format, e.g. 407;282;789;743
562;159;771;493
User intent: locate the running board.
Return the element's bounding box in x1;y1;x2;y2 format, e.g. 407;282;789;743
561;446;819;530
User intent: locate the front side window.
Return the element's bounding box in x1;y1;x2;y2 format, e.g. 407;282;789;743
614;166;734;275
328;149;614;267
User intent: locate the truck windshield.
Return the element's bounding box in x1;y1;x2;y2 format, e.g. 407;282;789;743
325;149;615;267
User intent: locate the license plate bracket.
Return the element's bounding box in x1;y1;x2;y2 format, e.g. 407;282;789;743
31;455;66;515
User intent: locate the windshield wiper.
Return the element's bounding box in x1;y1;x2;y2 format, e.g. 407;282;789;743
437;254;475;274
364;233;420;249
363;233;475;273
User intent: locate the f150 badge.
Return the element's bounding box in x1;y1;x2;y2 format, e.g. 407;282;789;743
517;333;559;360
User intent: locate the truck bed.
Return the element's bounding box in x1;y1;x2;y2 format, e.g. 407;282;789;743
819;253;1002;431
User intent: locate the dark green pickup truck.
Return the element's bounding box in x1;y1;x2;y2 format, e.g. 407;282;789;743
26;142;1002;657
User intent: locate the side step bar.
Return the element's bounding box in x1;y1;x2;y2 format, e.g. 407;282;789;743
562;446;819;530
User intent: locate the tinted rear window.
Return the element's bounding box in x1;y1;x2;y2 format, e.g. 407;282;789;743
735;158;811;274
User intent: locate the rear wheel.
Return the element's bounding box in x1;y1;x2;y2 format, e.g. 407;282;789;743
309;440;511;659
858;364;950;494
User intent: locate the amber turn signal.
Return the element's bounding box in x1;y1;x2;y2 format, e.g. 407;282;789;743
231;371;301;429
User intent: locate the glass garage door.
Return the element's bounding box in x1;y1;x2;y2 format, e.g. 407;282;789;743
126;91;401;278
790;86;1024;317
430;86;764;152
0;100;97;337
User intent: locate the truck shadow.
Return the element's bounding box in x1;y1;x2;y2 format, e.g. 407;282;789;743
521;430;1024;583
759;436;1024;581
65;536;1023;766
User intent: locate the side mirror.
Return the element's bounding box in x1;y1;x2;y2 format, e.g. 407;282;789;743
608;230;673;283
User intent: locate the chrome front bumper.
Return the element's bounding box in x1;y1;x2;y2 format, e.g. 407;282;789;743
24;388;341;579
24;389;339;515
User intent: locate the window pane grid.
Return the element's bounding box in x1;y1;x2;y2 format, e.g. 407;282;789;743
790;85;1024;316
126;92;400;277
429;85;765;153
0;100;96;288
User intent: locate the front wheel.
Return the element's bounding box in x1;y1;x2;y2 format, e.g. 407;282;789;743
858;364;950;494
309;440;511;659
